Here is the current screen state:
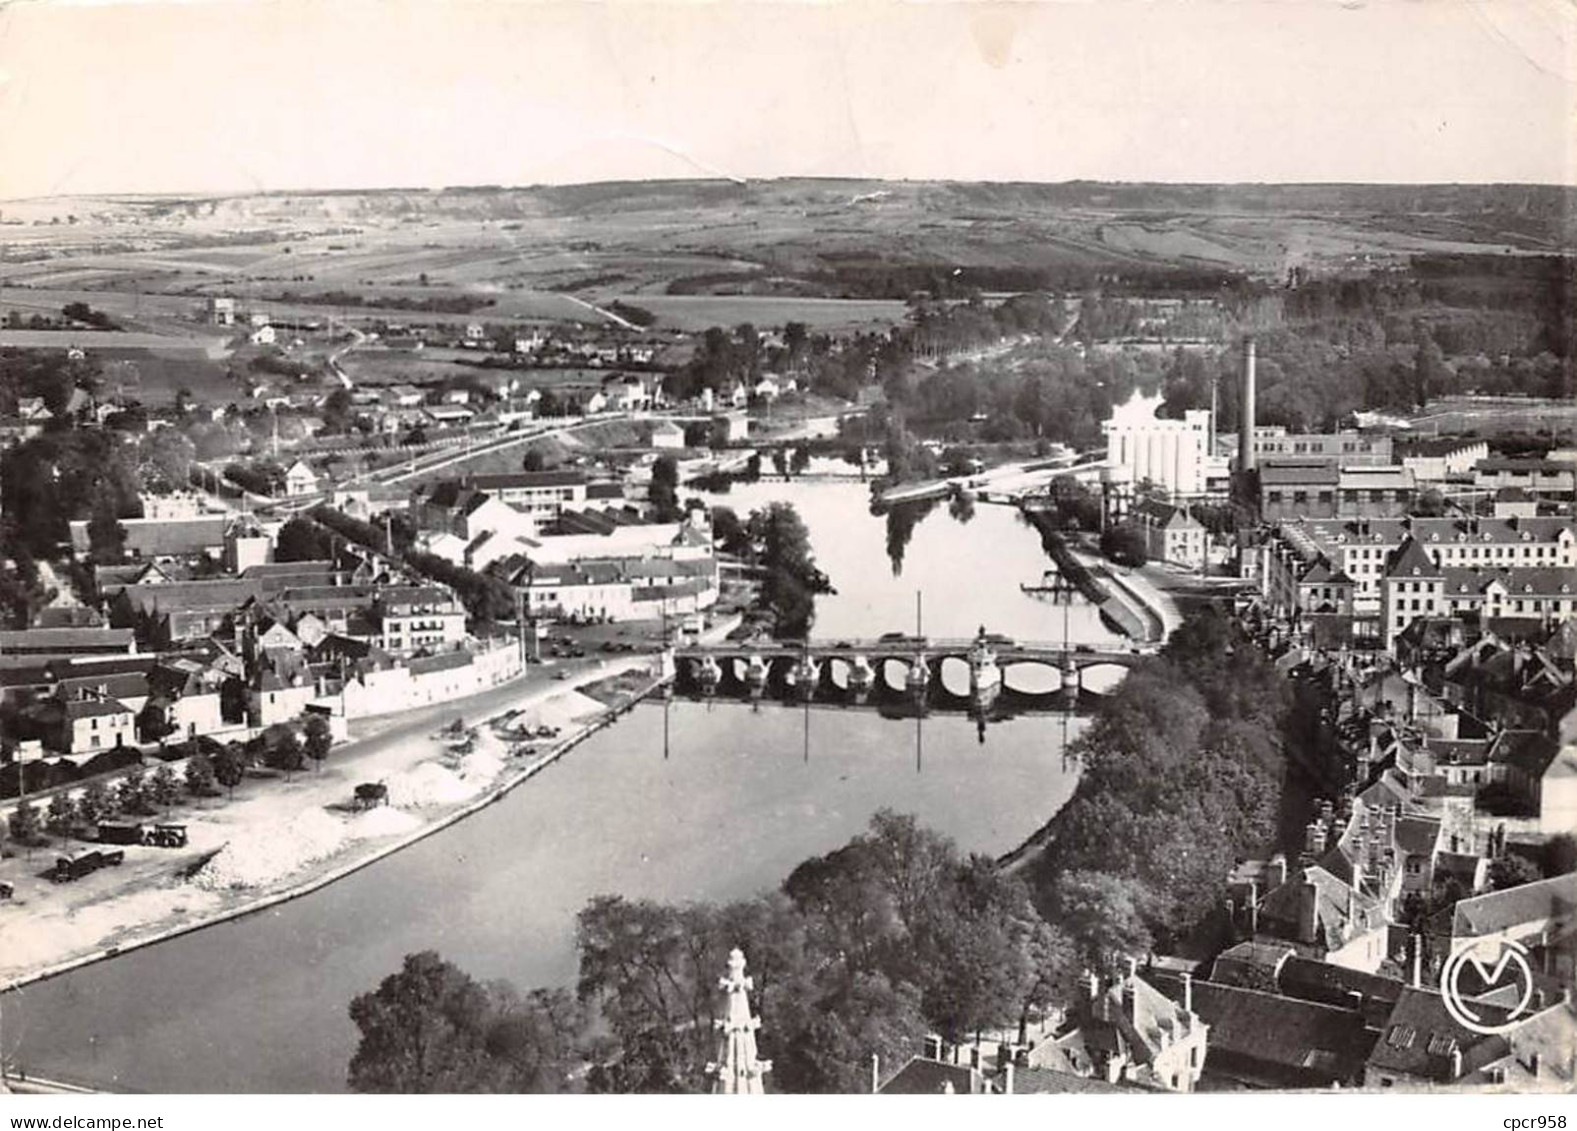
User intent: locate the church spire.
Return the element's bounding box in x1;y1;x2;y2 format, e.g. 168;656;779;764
709;947;771;1094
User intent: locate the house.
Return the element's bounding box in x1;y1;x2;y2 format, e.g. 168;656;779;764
753;376;781;401
388;385;426;408
713;411;748;444
209;296;236;326
69;516;230;562
1131;498;1206;570
1429;871;1577;993
424;404;475;427
1149;971;1375;1088
1381;537;1445;652
1361;988;1577;1089
284;460;319;498
650;420;685;451
1474;457;1577;499
0;627;137;658
464;322;486;342
1032;963;1208;1092
459;471;588;520
144;659;226;741
249;324;276;347
247;649;316;727
40;690;137;755
1254;863;1389;972
371;586;468;655
509;552;719;623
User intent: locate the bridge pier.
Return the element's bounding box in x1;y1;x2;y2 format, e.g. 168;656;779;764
696;655;722;697
743;653;770;701
846;655;875;703
967;635;1002;713
905;654;930;703
786;655;822;702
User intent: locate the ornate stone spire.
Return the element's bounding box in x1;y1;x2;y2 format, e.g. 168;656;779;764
709;947;771;1094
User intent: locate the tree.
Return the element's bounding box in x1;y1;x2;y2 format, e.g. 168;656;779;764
649;455;681;522
185;752;219;798
1488;853;1543;891
8;798;44;846
522;448;547;473
1546;834;1577;877
1099;521;1148;567
149;763;181;809
46;790;78;838
137;429;196;495
348;951;500;1093
137;701;176;745
749;502;831;638
268;729;305;780
214;743;247;798
116;769;152;817
348;952;579;1093
276;518;333;563
304;713;333;772
1413;487;1448;517
1051;870;1155;974
77;780;109;826
87;495;127;565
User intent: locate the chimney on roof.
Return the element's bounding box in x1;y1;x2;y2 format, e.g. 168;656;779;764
1526;1052;1541;1078
1248;878;1260;934
870;1054;880;1095
1449;1048;1464;1079
1123;959;1138;1018
922;1034;943;1061
1410;934;1423;989
1181;971;1194;1016
1268;853;1288;889
1003;1059;1014;1096
1297;875;1320;944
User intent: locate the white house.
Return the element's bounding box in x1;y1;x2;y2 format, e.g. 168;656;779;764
284;459;319;498
651;420;686;450
250;324;277;347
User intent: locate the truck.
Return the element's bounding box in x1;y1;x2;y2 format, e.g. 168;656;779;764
146;824;188;849
51;849;125;883
98;821;146;846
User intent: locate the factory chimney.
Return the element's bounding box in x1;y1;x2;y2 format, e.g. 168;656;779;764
1239;337;1257;474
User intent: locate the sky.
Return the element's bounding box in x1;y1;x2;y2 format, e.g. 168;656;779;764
0;0;1573;199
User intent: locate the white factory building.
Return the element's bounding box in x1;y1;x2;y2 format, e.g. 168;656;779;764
1102;391;1225;499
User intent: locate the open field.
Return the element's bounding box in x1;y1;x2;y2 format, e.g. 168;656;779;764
607;293;909;331
1;180;1570;352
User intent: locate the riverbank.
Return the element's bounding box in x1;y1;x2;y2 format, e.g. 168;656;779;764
0;657;663;992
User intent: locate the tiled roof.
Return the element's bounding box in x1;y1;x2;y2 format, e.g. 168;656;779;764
1450;872;1577;941
1151;974;1374;1086
1366;988;1511;1082
877;1056;984;1095
1385;538;1440;579
0;627;135;651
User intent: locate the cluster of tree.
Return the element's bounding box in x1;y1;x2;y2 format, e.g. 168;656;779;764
276;517;336;563
223;461;287;497
1098;521;1147;567
0;430;140;561
60;302;121;331
648;455;682;522
347;812;1073;1094
606;300;656;328
265;290;497;315
710;502;831;638
1031;610;1288;966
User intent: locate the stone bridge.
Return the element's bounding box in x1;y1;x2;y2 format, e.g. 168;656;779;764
670;632;1151;709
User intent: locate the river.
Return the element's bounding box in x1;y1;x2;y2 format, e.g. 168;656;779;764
3;484;1117;1093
